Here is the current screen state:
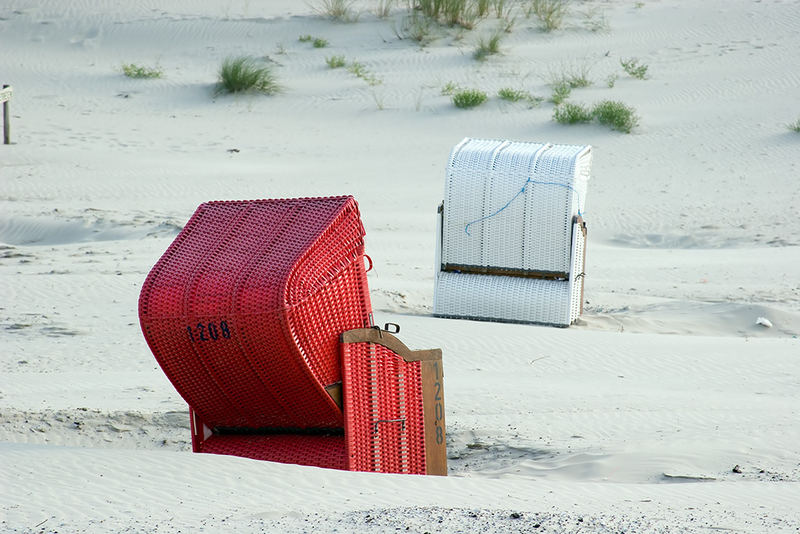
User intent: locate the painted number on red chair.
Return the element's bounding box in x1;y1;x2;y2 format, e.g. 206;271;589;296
433;361;444;445
186;321;231;342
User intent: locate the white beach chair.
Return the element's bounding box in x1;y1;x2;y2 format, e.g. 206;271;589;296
433;138;592;326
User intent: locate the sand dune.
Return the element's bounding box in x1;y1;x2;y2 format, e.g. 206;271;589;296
1;0;799;532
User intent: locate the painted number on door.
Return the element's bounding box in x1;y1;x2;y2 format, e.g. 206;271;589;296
433;361;444;445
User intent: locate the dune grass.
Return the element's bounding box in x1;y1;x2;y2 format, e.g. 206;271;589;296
549;82;571;105
527;0;568;31
404;0;519;31
411;0;481;29
473;30;503;60
492;0;511;18
393;12;436;45
374;0;394;18
312;0;359;22
787;118;800;133
452;88;488;109
549;63;592;89
121;63;163;79
216;56;280;95
497;88;543;106
564;72;591;88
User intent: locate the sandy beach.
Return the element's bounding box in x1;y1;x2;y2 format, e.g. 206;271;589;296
1;0;799;532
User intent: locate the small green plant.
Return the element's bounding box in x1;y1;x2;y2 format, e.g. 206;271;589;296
452;88;488;109
592;100;639;133
441;81;461;96
529;95;545;106
620;57;649;79
527;0;568;31
300;35;330;48
789;118;800;133
347;61;367;77
312;0;359;21
498;87;527;102
347;61;371;79
552;67;592;89
364;74;383;86
550;82;571;105
216;56;280;95
565;72;591;88
498;88;543;107
548;62;593;91
347;60;382;86
606;73;618;88
121;63;163;79
553;102;593;124
326;55;346;68
634;2;645;8
473;29;503;60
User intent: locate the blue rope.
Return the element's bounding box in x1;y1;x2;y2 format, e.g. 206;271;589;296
464;179;583;236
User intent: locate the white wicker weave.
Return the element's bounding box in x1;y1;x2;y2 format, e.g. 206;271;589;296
434;138;591;327
442;138;590;275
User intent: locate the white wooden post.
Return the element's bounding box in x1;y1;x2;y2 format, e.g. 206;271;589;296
1;85;12;144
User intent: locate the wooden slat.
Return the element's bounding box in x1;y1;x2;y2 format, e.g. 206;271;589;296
441;263;569;281
420;359;447;476
340;329;441;362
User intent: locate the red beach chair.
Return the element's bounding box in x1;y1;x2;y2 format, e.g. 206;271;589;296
139;196;446;475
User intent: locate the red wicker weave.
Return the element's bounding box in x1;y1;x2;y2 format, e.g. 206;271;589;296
193;433;347;470
139;197;372;461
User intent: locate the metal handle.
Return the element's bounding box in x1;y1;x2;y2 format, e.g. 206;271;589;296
383;322;400;334
373;418;405;434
